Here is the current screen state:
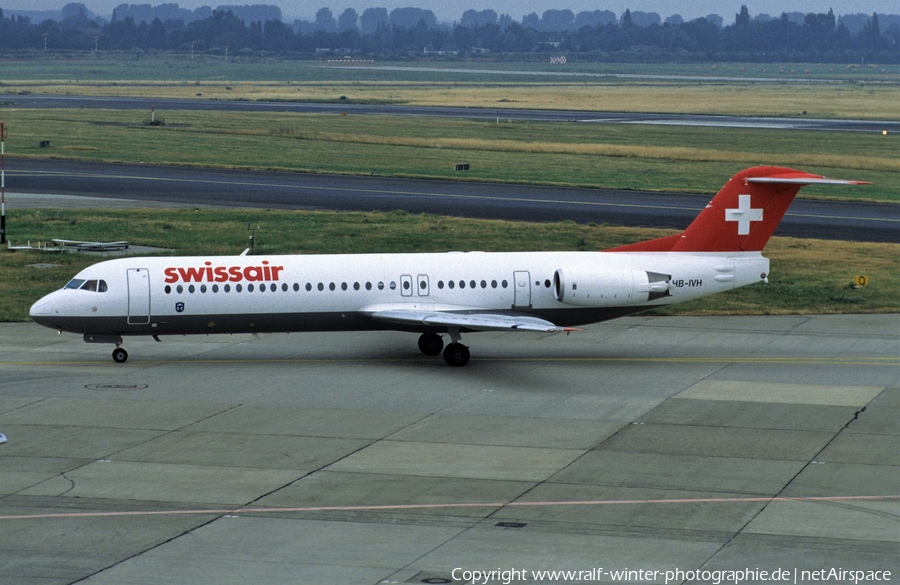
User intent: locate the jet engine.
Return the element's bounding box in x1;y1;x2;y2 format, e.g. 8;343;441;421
553;268;671;307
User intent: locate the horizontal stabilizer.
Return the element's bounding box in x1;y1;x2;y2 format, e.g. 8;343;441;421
746;177;869;186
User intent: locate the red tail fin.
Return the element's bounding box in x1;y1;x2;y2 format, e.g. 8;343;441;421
608;166;867;253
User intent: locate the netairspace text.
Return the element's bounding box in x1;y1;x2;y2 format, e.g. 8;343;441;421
450;567;892;584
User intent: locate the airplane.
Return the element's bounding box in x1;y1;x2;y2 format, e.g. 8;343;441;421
29;166;865;366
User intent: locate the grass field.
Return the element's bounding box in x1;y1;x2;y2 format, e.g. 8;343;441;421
2;57;899;198
2;207;897;322
3;57;900;118
1;108;897;200
5;77;900;120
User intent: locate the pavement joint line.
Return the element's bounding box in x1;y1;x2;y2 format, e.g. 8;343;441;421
2;494;899;522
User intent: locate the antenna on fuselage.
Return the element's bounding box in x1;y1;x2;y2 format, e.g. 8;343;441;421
247;222;260;255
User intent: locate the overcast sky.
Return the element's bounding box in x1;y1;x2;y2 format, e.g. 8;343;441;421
2;0;895;22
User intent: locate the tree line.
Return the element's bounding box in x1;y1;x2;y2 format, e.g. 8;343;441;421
0;5;897;63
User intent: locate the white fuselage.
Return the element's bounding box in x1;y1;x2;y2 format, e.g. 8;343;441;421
30;250;769;337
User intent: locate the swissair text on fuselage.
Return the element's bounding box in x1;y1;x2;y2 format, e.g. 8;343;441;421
163;261;285;284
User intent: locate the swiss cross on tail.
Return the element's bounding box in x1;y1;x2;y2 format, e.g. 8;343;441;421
607;166;868;253
725;194;763;235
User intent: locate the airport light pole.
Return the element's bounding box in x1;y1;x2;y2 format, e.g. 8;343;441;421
1;120;6;244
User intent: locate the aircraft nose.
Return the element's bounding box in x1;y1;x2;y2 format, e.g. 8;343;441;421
29;293;59;325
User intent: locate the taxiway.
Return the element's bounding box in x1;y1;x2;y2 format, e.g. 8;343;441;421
1;315;898;584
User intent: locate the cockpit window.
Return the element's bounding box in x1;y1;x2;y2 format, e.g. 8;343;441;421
64;279;108;293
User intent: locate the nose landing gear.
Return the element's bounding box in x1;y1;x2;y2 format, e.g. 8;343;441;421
84;334;129;363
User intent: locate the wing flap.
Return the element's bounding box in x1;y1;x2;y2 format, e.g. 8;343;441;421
370;310;566;333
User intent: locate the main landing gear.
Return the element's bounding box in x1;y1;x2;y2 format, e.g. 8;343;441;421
417;332;444;355
442;342;470;367
417;331;470;367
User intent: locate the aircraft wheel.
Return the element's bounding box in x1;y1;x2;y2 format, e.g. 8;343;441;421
112;347;128;363
417;332;444;355
443;343;470;367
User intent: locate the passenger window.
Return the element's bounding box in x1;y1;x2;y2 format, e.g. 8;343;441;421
438;281;444;289
459;280;466;289
65;279;86;290
236;284;243;292
225;284;231;293
249;284;255;292
378;281;384;290
318;283;324;291
366;282;372;290
213;284;219;293
389;281;397;290
200;285;207;293
177;285;184;294
341;282;348;291
491;280;497;288
353;282;360;291
165;285;172;294
329;283;336;291
480;280;487;288
470;280;476;289
449;280;455;289
189;285;195;293
502;280;508;288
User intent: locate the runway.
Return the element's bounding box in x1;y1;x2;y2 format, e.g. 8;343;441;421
1;315;898;584
4;94;900;134
7;158;900;243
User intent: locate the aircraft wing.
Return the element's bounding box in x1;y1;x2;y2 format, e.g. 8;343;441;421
370;310;568;333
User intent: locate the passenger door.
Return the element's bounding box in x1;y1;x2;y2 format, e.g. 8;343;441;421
126;268;151;325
